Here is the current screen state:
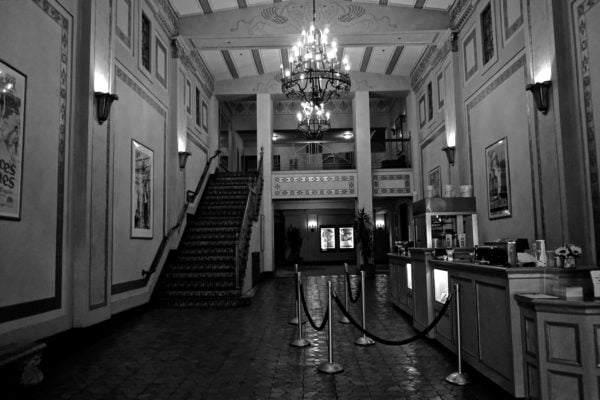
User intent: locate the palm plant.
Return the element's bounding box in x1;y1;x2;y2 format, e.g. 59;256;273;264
354;208;374;271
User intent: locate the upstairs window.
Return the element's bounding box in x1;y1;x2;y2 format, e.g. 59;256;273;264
141;13;151;71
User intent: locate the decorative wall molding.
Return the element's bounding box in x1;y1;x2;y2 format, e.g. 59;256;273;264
227;98;394;116
272;172;357;199
373;171;413;196
411;34;453;93
449;0;480;32
574;0;600;262
148;0;178;37
115;63;167;117
171;36;215;98
0;0;71;323
230;0;399;36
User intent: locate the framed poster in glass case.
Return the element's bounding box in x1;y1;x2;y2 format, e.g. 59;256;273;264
338;226;354;250
320;226;336;251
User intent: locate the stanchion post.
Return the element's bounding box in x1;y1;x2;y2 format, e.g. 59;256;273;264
339;263;350;324
446;283;471;385
290;271;311;348
318;281;343;374
289;264;304;325
355;270;375;346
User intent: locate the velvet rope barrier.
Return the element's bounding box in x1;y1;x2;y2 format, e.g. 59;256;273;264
345;271;361;303
299;282;329;331
332;289;453;346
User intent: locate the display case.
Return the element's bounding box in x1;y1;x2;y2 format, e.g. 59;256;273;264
412;197;479;248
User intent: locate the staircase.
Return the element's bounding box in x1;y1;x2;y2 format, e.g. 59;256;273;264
153;171;259;307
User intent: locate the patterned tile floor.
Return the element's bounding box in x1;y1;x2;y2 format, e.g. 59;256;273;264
4;270;515;399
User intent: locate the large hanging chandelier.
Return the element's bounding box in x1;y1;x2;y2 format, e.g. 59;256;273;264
297;101;331;140
280;0;351;108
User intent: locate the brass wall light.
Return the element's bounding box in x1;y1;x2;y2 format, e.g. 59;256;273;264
94;92;118;124
178;151;191;170
526;81;552;115
442;146;456;166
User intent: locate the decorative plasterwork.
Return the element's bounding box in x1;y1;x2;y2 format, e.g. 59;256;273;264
148;0;178;37
171;37;215;98
228;98;395;116
373;171;413;196
410;34;453;92
231;1;399;37
272;173;357;199
449;0;480;32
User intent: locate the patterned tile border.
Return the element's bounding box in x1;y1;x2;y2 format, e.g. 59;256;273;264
373;173;412;196
0;0;70;323
272;174;356;198
575;0;600;261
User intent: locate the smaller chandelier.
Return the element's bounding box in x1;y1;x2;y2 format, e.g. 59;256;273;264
297;101;331;140
280;0;351;108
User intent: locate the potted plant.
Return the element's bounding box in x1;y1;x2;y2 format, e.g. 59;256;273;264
286;225;303;264
354;208;375;277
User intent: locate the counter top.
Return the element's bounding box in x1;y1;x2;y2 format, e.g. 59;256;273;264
515;293;600;314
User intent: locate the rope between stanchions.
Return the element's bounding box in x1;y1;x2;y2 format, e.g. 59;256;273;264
332;289;453;346
299;282;329;331
345;271;361;303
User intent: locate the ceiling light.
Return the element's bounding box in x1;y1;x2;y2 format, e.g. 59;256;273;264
297;102;330;140
280;0;351;108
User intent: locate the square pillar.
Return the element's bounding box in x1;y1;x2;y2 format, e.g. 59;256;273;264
257;93;274;272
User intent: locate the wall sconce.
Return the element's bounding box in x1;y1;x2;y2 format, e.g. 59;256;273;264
307;215;318;232
94;92;118;125
526;81;552;115
178;151;191;170
442;146;456;166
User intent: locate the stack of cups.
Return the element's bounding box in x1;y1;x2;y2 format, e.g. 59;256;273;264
459;185;473;197
443;184;454;197
426;185;434;198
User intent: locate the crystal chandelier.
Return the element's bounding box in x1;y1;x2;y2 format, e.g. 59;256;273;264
280;0;351;108
297;101;331;140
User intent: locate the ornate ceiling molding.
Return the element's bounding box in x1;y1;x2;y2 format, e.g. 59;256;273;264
149;0;178;37
410;32;453;92
171;37;215;97
449;0;480;32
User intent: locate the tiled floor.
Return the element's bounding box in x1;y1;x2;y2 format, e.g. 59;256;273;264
4;270;514;399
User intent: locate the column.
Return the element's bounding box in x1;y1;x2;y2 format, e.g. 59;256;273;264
256;93;274;272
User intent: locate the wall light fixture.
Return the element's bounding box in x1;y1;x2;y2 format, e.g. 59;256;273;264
94;92;118;125
526;81;552;115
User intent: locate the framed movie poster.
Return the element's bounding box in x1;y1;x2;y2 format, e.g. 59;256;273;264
428;166;441;198
338;226;354;250
131;139;153;238
0;60;26;220
485;137;511;219
320;226;336;251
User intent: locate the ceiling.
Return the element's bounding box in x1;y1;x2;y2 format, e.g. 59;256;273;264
172;0;453;83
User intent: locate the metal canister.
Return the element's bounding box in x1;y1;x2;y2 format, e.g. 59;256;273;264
507;240;517;267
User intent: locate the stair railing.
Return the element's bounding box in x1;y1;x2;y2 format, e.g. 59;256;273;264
142;148;221;278
187;149;222;204
234;147;264;289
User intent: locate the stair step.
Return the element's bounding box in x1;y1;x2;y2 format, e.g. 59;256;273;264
168;263;235;272
176;255;235;263
153;296;250;308
183;233;238;241
164;271;235;279
158;280;236;290
182;240;238;247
